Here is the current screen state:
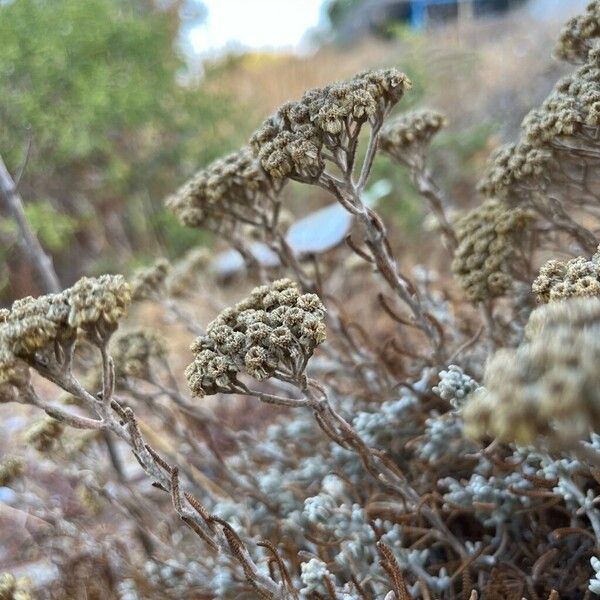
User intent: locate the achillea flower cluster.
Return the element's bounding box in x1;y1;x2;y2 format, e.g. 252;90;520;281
131;259;170;301
451;199;533;302
477;142;551;198
185;279;326;397
532;245;600;303
250;68;411;182
463;297;600;444
379;109;447;162
479;46;600;201
0;275;131;389
556;0;600;63
166;146;282;233
523;57;600;145
111;329;167;379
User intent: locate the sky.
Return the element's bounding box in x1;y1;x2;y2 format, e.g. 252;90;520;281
188;0;590;57
189;0;325;56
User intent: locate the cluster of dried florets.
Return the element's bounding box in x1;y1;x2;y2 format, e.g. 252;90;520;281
0;275;131;389
464;296;600;444
477;142;552;198
250;68;410;182
479;42;600;204
131;258;170;301
451;199;533;302
166;146;282;233
533;245;600;303
111;329;167;379
379;109;446;164
556;0;600;63
185;279;326;397
0;572;31;600
523;55;600;146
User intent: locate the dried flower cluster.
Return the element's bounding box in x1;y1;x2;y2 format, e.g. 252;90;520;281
379;109;446;162
185;278;326;397
556;0;600;63
250;68;410;181
533;244;600;303
477;141;552;198
464;297;600;444
0;275;130;389
6;5;600;599
451;198;533;302
166;146;282;233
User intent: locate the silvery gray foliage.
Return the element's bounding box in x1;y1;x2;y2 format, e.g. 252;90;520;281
351;390;419;447
590;557;600;595
116;578;140;600
299;558;332;597
417;412;474;463
441;472;533;527
433;364;479;407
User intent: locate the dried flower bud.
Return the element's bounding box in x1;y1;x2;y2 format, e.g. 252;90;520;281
0;572;31;600
478;142;552;198
380;109;447;163
67;274;131;334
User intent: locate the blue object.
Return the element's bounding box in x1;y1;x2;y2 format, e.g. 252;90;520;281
410;0;474;29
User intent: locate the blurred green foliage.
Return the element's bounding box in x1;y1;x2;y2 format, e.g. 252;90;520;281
0;0;250;295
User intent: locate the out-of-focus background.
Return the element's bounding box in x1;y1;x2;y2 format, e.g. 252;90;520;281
0;0;587;301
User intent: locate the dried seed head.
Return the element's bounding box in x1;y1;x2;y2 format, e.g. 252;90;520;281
464;297;600;444
67;274;131;332
380;109;447;162
251;69;411;182
533;245;600;303
556;1;600;63
452;199;533;302
0;275;130;390
185;280;326;397
478;142;552;198
131;258;170;301
166;146;282;233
